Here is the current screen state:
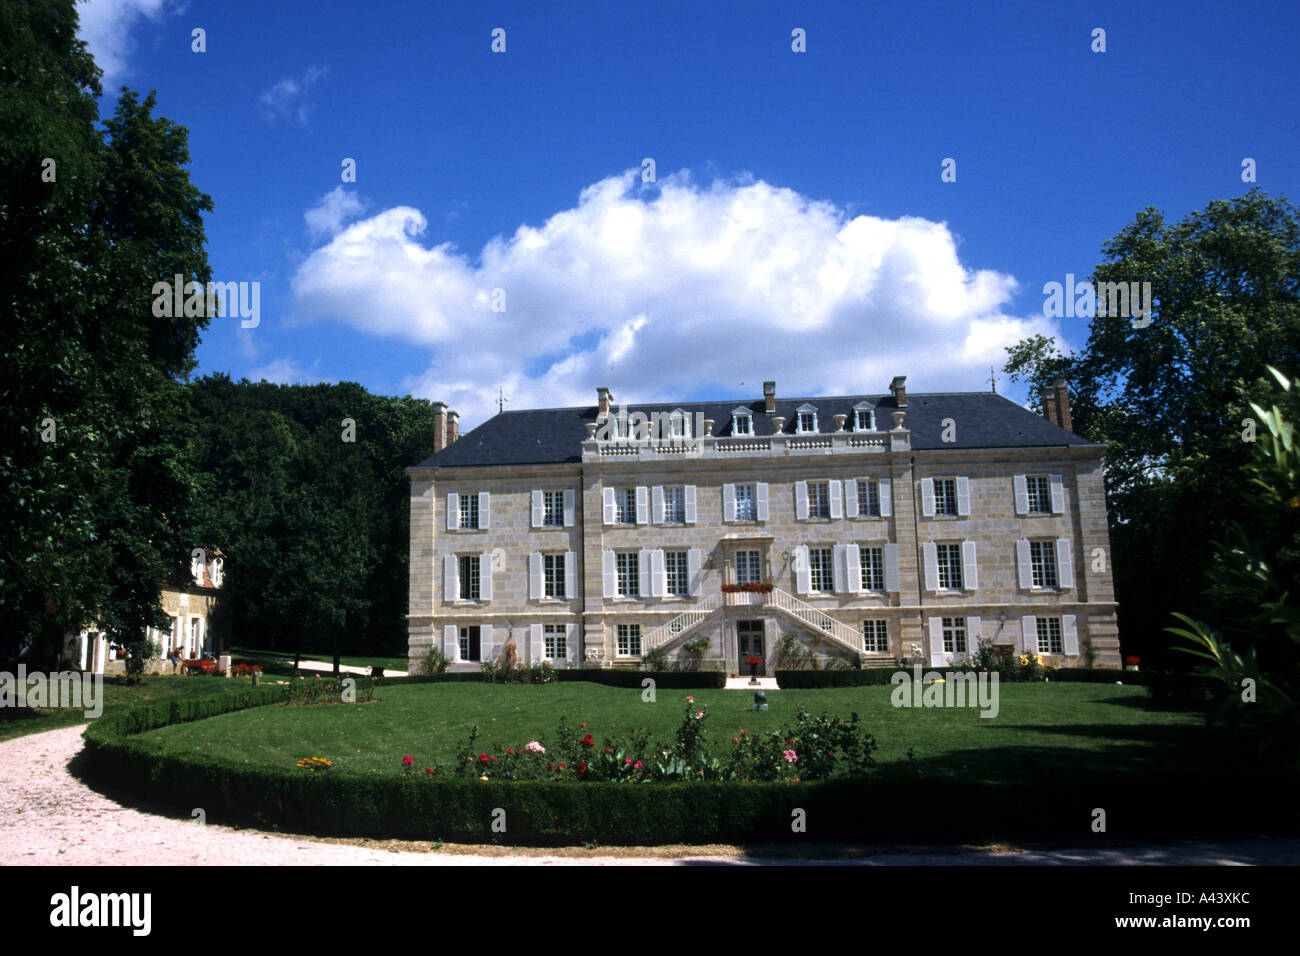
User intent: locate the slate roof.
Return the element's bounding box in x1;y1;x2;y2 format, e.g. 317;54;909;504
411;392;1098;470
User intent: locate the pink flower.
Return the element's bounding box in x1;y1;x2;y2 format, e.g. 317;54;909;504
694;711;704;719
402;756;414;766
625;758;633;764
782;750;798;763
525;741;545;753
685;696;694;703
732;737;740;744
634;761;643;770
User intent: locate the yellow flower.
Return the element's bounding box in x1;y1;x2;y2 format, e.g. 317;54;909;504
479;775;489;781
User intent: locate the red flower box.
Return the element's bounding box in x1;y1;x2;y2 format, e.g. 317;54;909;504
721;582;774;593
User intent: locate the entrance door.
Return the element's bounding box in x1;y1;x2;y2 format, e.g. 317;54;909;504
737;620;765;676
459;625;481;663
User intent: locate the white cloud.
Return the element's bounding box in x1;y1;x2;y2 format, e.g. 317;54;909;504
289;169;1064;426
77;0;170;90
304;186;366;238
248;358;322;386
258;66;326;125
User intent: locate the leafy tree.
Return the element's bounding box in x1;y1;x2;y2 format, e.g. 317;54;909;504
1005;190;1300;664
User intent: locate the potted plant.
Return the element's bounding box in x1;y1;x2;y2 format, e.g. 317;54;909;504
1125;655;1141;671
746;654;762;683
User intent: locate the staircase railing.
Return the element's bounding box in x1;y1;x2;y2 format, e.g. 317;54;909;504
766;588;863;652
643;593;723;650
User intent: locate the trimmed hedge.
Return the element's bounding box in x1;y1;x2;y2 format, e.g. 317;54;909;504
554;669;726;689
775;667;1140;689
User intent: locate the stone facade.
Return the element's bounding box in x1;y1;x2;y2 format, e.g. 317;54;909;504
407;383;1120;673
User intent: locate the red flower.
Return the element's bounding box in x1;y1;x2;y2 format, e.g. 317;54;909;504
581;723;586;728
581;734;594;747
479;753;490;762
402;756;414;766
558;762;567;770
578;761;587;773
425;767;433;774
1126;655;1141;665
547;763;553;771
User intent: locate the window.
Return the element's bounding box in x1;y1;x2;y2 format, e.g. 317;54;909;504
544;624;567;659
798;411;817;433
854;408;873;431
734;484;756;520
942;618;968;655
1036;617;1063;654
808;481;831;518
666;551;689;596
936;544;964;590
735;550;761;585
1026;475;1052;514
860;546;884;591
857;479;880;517
458;493;480;529
617;623;642;656
809;547;834;593
458;555;481;601
669;411;690;438
663;486;685;523
614;488;636;524
1030;541;1059;588
542;490;565;526
733;413;752;436
616;552;639;597
458;625;481;662
544;553;566;598
934;479;958;516
862;620;888;654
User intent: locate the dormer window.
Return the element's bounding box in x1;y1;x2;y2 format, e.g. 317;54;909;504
795;404;818;434
211;557;224;588
669;409;690;439
852;401;876;431
731;406;753;436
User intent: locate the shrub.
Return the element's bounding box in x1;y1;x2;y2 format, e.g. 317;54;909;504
642;646;669;671
553;669;726;689
775;633;810;670
482;661;557;684
420;646;452;674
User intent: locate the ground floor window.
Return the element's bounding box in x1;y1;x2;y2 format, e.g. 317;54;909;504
1035;617;1063;654
616;623;641;656
862;619;888;654
544;623;567;659
942;617;968;655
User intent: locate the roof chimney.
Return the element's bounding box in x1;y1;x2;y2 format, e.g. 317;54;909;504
597;386;613;417
890;376;908;408
763;381;776;414
1041;378;1073;432
447;409;460;444
432;401;448;452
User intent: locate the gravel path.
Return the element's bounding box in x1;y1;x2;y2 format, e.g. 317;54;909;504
2;725;1296;866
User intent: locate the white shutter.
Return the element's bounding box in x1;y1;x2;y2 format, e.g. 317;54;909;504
829;481;843;519
446;492;460;530
928;617;946;666
1063;614;1079;655
844;479;859;518
688;548;703;596
832;544;847;593
444;624;459;661
602;550;616;598
879;477;893;517
529;552;543;600
638;548;652;596
479;552;493;601
922;542;939;591
723;484;737;521
1050;474;1065;513
756;483;770;520
883;543;900;592
635;486;649;524
564;552;576;599
1056;538;1074;588
652;486;665;524
530;623;543;663
480;493;490;529
921;478;935;517
1022;616;1038;653
966;617;982;657
846;544;862;593
444;554;458;601
565;623;578;663
603;487;616;525
531;490;544;528
956;476;971;516
962;540;978;591
1017;539;1033;589
481;624;494;663
794;546;811;594
652;549;666;598
1013;475;1029;516
795;481;809;519
563;488;576;527
684;485;697;523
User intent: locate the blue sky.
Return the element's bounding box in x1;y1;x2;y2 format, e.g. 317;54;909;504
79;0;1300;426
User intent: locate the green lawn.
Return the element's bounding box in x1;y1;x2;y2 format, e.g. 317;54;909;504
0;674;241;743
129;681;1213;784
